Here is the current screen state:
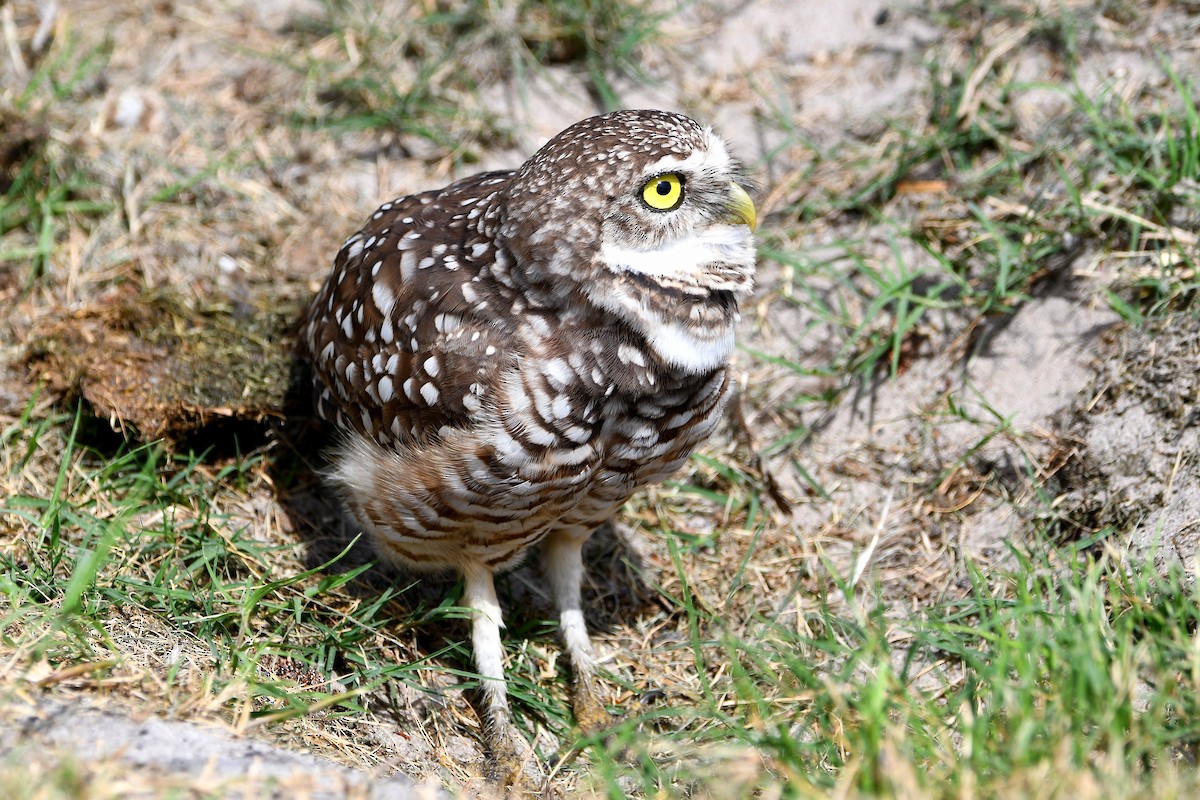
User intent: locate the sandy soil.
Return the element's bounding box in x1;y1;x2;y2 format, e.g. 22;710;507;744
2;0;1199;796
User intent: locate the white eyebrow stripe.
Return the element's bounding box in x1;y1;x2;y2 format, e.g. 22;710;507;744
644;133;730;175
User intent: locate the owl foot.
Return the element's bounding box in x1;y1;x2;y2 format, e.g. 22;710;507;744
484;720;544;796
545;672;623;774
571;673;612;737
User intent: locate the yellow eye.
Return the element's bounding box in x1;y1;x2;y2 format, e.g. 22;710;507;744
641;173;684;211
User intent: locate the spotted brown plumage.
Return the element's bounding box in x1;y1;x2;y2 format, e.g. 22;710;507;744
300;109;757;783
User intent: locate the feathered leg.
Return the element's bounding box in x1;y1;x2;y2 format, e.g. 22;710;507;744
462;564;531;786
541;528;609;734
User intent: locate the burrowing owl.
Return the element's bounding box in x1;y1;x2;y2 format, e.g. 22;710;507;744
300;109;757;780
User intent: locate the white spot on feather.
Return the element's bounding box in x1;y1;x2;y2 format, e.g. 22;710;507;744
543;358;573;389
372;281;396;316
617;343;647;367
399;250;419;282
552;395;572;419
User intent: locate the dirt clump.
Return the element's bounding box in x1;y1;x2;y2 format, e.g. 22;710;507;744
24;286;303;443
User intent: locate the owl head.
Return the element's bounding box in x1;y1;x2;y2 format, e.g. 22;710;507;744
499;109;758;374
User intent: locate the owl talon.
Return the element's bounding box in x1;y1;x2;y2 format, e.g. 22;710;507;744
571;674;612;737
482;720;556;798
486;725;533;788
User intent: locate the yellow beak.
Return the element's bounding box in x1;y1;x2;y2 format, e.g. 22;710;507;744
724;182;757;231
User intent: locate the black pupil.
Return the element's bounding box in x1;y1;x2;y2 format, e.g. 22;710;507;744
655;180;672;195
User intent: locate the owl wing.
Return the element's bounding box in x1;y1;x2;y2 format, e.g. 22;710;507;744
302;170;520;447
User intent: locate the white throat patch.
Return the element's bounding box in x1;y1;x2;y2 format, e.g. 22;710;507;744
642;317;736;374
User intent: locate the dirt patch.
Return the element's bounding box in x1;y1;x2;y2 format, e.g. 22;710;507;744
781;273;1121;587
1060;315;1200;570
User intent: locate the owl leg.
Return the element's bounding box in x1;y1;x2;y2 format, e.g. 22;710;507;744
462;564;533;786
541;528;611;735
